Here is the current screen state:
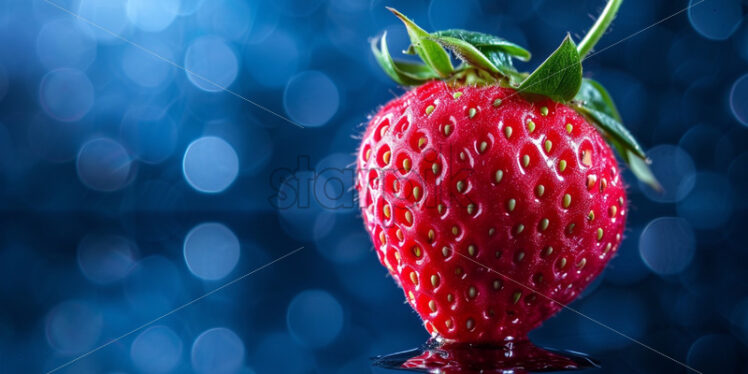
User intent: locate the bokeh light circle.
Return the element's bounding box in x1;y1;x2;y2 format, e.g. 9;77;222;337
77;234;137;285
39;68;95;122
639;217;695;275
687;0;742;40
286;289;344;348
126;0;180;32
36;18;97;70
182;136;239;193
283;71;339;127
638;145;696;203
185;36;239;92
676;172;733;230
76;138;133;192
730;74;748;126
183;222;240;281
191;327;245;374
45;300;103;355
130;325;183;373
120;106;178;164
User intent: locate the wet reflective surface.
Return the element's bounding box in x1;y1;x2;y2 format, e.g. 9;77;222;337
373;339;599;373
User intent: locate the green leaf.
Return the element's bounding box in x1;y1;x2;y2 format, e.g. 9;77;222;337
518;34;582;102
430;29;529;82
481;47;515;71
431;29;531;61
608;137;661;191
575;78;621;121
393;59;438;80
576;105;661;190
428;35;501;75
626;150;662;191
576;106;645;159
387;8;453;77
371;32;436;86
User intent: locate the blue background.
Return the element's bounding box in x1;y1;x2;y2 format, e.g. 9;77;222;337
0;0;747;373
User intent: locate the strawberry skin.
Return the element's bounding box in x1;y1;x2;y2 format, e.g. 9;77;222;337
356;81;627;343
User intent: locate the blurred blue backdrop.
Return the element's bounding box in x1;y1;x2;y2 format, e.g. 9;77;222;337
0;0;746;373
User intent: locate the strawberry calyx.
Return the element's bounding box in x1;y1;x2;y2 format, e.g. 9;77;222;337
371;0;661;190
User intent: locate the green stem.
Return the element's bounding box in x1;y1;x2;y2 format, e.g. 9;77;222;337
577;0;623;59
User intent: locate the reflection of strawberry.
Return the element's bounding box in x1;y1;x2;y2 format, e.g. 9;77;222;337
391;340;596;373
357;3;654;344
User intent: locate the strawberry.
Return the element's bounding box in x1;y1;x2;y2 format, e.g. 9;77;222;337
357;80;626;343
357;2;658;345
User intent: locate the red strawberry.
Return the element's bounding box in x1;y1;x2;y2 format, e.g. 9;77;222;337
357;4;656;345
357;80;626;343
